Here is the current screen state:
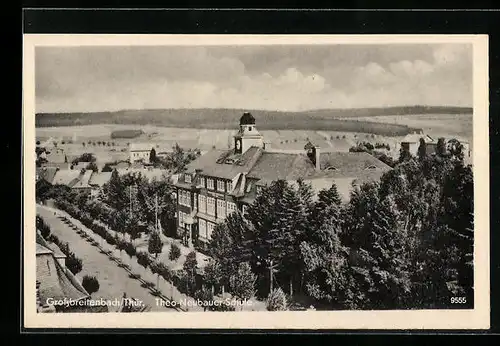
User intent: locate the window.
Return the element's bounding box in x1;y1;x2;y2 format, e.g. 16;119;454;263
179;211;184;228
207;197;215;216
242;205;248;216
256;186;262;194
198;195;206;213
207;222;215;240
185;174;191;184
207;178;214;190
217;199;226;219
199;219;207;239
199;176;205;188
227;201;236;215
217;180;225;192
227;181;233;192
179;190;191;207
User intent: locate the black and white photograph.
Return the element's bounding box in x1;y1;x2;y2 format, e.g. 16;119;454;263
23;34;489;329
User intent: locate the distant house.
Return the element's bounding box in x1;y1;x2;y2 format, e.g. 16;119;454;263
71;161;91;170
36;233;91;313
129;143;157;163
36;167;59;185
71;170;94;195
89;171;113;197
116;167;169;183
400;134;435;156
51;169;94;195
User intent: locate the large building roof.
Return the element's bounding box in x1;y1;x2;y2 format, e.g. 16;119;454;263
185;147;264;179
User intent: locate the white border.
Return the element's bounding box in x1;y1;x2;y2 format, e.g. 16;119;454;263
23;34;490;330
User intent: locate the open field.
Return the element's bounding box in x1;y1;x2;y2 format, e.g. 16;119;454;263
37;125;403;159
36;108;433;136
341;113;473;141
36;111;473;165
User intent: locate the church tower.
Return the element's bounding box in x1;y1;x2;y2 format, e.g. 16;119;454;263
234;112;264;154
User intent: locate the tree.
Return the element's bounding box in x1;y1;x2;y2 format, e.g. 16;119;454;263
203;259;223;295
342;183;412;309
103;169;126;210
136;251;151;275
266;287;288;311
169;243;181;262
148;231;163;258
82;275;100;295
417;138;427;161
65;251;83;275
229;262;256;309
149;147;157;164
436;137;447;157
102;163;114;172
183;251;198;295
398;146;412;162
447;138;465;162
86;162;99;173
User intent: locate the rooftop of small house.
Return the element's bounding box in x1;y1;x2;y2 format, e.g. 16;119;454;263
36;233;89;303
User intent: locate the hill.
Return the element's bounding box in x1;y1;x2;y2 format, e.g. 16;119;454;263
35;106;472;137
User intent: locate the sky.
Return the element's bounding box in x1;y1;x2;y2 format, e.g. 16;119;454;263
35;43;473;113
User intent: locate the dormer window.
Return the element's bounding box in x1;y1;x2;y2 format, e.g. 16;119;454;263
325;166;337;171
185;174;191;184
366;165;377;170
225;159;235;164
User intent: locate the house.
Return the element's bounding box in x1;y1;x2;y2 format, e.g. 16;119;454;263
36;233;91;313
116;167;169;183
89;171;113;197
36;167;59;184
71;169;94;195
172;112;392;249
400;133;435;156
129;143;158;163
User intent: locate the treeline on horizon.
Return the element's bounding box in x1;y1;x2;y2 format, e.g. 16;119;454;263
35;106;471;137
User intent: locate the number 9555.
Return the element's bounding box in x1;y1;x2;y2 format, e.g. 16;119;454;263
450;297;467;304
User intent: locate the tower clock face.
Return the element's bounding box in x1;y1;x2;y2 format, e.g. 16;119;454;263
236;139;241;150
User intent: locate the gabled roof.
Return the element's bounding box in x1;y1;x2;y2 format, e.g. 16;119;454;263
318;152;391;175
89;172;112;187
37;167;59;184
36;234;89;303
37;252;89;303
52;169;81;187
401;134;434;144
246;152;316;182
72;170;93;189
129;143;156;152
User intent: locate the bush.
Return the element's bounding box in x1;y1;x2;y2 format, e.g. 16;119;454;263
82;275;100;295
169;243;181;262
136;251;151;269
266;288;288;311
124;242;137;258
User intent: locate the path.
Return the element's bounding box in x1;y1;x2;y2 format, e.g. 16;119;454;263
37;205;184;312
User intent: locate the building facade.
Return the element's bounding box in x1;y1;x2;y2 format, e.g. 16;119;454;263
129;143;158;163
173;112;392;250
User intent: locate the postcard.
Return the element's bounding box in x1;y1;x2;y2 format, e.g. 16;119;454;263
23;34;490;329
